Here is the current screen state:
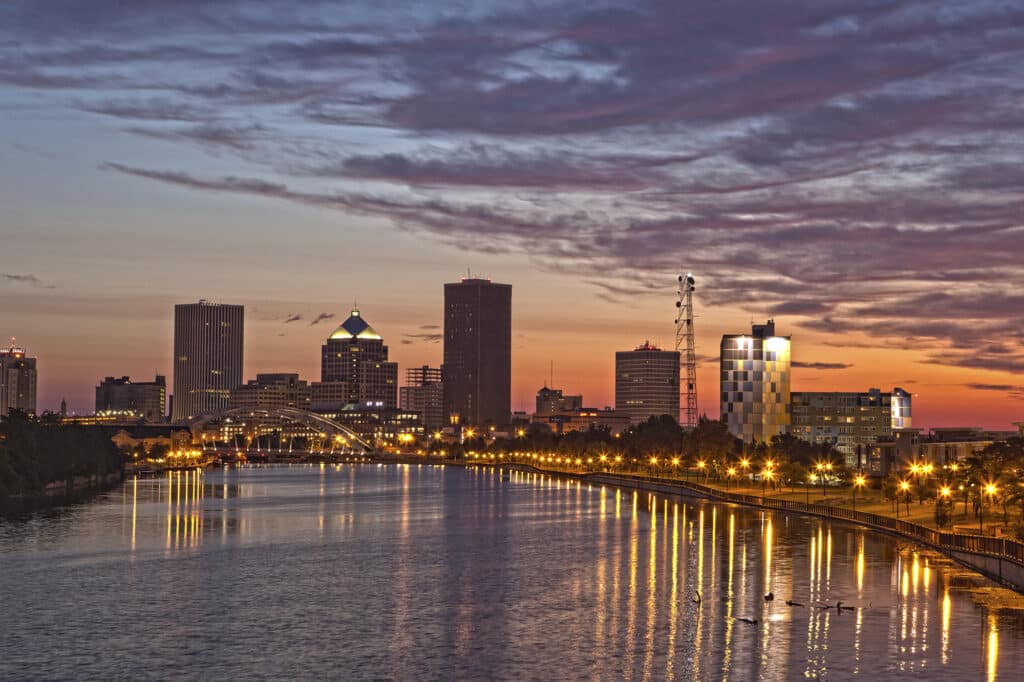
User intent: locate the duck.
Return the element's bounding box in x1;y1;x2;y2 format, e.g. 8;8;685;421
786;599;804;607
764;592;775;603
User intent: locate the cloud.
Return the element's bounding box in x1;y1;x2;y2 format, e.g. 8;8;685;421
792;361;853;370
404;332;442;343
5;0;1024;383
1;273;55;288
283;313;302;323
310;312;334;326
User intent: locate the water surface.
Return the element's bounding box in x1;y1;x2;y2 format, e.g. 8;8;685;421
1;464;1022;680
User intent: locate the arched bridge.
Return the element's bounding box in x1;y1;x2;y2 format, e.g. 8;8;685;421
189;407;372;454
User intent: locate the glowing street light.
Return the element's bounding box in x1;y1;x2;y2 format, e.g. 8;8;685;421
898;480;911;520
726;466;737;491
852;474;866;513
761;468;774;499
981;482;998;534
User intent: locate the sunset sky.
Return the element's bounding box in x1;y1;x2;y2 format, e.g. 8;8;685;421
2;0;1022;429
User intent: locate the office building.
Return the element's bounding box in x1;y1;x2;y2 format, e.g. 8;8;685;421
400;366;444;430
172;300;244;421
315;308;397;409
720;320;791;442
0;340;37;415
791;388;912;467
229;373;311;412
443;278;512;427
95;375;167;422
535;386;583;415
615;341;680;425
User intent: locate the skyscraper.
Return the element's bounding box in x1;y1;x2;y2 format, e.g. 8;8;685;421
172;300;244;421
0;339;37;416
720;320;791;442
443;278;512;427
314;308;397;409
615;341;680;425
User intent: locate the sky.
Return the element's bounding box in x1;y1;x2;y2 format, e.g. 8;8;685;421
1;0;1023;429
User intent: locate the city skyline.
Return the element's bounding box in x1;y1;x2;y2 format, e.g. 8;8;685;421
2;1;1023;429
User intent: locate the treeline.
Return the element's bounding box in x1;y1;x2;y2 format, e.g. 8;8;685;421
441;414;843;478
0;411;122;502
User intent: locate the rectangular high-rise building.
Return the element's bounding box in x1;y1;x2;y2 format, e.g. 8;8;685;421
615;341;680;425
0;340;37;416
172;300;244;421
443;278;512;427
720;320;791;443
95;375;166;422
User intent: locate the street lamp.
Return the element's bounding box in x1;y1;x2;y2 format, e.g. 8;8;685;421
726;466;737;491
816;461;832;498
697;459;707;483
898;480;911;520
761;468;774;499
852;475;866;513
740;457;751;489
981;482;998;534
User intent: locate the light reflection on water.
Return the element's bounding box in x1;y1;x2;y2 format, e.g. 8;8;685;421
0;464;1022;680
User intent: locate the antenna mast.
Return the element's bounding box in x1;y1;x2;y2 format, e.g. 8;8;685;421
675;273;698;429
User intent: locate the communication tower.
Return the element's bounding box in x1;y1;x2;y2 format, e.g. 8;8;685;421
675;273;698;429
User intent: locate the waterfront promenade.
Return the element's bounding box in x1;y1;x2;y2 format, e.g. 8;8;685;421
453;456;1024;593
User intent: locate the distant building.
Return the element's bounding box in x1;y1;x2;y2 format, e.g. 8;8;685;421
0;340;37;415
791;388;912;467
535;386;583;415
315;405;422;444
720;320;791;443
229;373;311;412
867;426;1017;476
615;341;680;425
531;407;631;436
400;366;444;430
172;300;244;421
443;278;512;427
315;308;398;409
95;375;167;422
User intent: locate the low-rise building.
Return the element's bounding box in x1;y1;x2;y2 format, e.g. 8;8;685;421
531;408;631;436
535;386;583;415
95;375;167;422
229;373;311;411
400;366;444;430
791;387;912;468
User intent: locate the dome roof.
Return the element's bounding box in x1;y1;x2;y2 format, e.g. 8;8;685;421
328;309;382;341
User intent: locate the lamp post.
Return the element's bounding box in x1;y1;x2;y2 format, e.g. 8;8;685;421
740;458;751;491
697;459;707;484
981;483;998;535
761;469;774;500
897;480;911;520
726;466;736;491
853;475;866;513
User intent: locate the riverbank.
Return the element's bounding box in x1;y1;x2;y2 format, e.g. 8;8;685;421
453;458;1024;594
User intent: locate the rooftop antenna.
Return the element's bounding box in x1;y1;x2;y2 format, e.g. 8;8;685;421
676;273;698;429
550;360;554;388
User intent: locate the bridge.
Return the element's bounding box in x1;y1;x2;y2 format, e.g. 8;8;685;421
189;407;373;455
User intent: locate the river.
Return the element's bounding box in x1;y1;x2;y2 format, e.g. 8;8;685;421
1;464;1022;680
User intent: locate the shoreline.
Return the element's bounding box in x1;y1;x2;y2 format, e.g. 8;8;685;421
453;459;1024;594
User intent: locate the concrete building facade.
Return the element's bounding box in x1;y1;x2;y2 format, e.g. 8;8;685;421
95;375;167;422
172;301;244;421
443;278;512;427
0;340;37;416
615;341;680;425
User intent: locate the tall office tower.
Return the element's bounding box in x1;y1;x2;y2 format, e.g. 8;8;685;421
95;375;167;421
614;341;680;425
172;300;244;421
720;320;791;443
443;278;512;427
791;387;912;467
0;339;37;415
317;308;398;409
400;365;444;430
535;386;583;415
